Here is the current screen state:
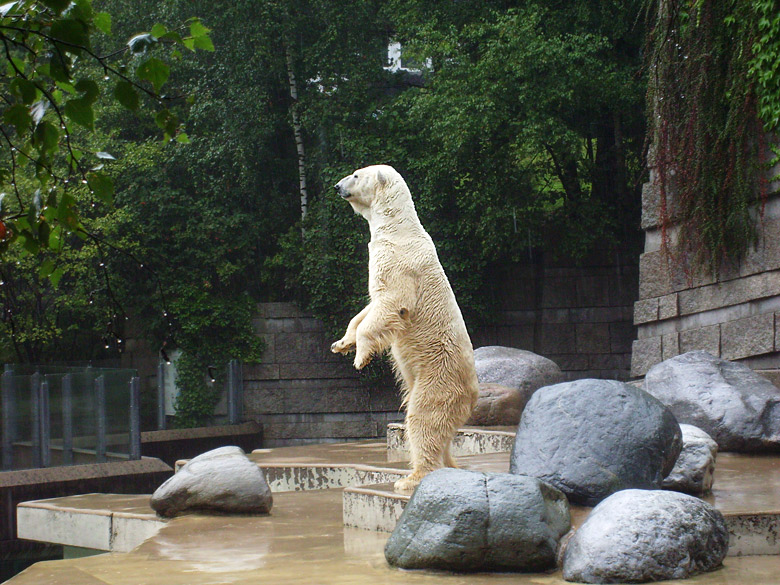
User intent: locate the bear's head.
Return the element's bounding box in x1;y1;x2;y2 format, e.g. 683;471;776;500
334;165;411;221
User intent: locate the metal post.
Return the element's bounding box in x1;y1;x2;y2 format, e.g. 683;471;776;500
236;360;244;423
95;376;106;463
39;378;50;467
30;372;41;468
129;377;141;460
62;374;73;465
157;360;166;430
227;360;236;425
2;369;16;470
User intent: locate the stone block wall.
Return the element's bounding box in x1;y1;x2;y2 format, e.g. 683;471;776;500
247;303;403;446
472;250;640;381
631;176;780;377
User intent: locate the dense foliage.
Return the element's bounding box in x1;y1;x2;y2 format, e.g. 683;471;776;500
646;0;780;273
4;0;771;424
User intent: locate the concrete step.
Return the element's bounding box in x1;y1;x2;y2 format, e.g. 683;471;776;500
386;423;515;460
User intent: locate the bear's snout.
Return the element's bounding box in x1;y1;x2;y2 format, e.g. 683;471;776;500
335;182;350;198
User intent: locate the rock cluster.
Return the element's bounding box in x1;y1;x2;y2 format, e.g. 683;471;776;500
151;446;273;518
510;378;682;506
385;468;570;572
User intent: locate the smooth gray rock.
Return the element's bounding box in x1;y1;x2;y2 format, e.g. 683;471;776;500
151;446;272;517
663;424;718;494
562;489;728;583
384;468;570;572
644;350;780;452
467;383;525;426
474;346;564;411
510;379;682;506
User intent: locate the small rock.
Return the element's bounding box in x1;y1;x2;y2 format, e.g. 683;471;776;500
467;383;525;426
663;424;718;494
385;468;570;572
562;489;729;583
510;379;682;506
474;346;563;410
644;351;780;452
151;446;272;517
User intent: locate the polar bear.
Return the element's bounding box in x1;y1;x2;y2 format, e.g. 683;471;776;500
331;164;479;492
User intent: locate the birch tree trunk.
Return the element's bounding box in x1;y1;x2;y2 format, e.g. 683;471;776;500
285;46;308;225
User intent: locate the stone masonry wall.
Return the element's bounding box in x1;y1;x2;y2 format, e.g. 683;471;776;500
472;250;639;381
631;169;780;377
247;303;403;447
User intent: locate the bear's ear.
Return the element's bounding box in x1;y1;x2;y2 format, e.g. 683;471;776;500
376;168;387;187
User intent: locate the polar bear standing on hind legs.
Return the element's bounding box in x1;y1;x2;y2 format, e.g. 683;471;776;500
331;164;479;493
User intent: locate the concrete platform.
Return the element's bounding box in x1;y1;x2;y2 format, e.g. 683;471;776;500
11;436;780;584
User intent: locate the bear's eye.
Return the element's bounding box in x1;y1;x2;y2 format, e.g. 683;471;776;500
353;174;358;179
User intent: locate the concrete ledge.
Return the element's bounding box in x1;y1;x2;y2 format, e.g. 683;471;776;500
17;494;166;553
386;424;515;460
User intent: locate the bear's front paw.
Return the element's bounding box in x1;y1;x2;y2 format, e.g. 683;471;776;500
331;338;355;354
393;474;422;493
353;351;373;370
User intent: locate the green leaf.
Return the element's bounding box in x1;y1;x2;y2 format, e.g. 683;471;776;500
193;35;215;52
182;37;196;51
114;81;140;110
49;53;72;82
3;104;32;136
188;18;210;38
75;78;100;103
49;267;65;287
175;132;191;144
151;23;167;38
33;121;59;155
94;12;111;34
63;98;94;129
50;19;90;52
39;258;55;278
87;171;114;204
55;81;78;95
136;58;169;92
40;0;70;14
10;78;38;104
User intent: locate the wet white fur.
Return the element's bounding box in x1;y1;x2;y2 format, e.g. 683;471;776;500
331;165;479;492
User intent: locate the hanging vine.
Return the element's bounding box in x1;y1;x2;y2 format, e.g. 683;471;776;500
645;0;780;274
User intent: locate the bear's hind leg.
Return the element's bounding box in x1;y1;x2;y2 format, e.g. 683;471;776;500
393;398;467;492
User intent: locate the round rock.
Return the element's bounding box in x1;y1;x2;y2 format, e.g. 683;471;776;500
384;468;570;572
562;489;729;583
510;379;682;506
467;383;525;426
151;446;272;517
662;424;718;494
644;351;780;452
474;346;564;411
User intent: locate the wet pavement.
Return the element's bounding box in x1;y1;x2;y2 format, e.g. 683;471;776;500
8;441;780;585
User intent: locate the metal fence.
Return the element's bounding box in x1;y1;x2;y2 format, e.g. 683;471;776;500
1;365;140;471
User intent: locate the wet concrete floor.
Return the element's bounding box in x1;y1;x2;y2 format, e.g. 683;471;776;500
9;488;780;585
9;441;780;584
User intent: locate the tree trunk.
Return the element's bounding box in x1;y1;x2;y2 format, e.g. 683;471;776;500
285;46;308;226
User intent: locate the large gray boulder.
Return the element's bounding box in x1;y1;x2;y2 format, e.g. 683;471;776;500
510;379;682;506
663;424;718;494
562;489;729;583
151;446;272;517
644;350;780;452
474;346;564;412
384;468;570;572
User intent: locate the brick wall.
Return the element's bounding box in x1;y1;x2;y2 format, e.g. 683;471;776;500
472;250;639;381
247;303;403;446
631;166;780;377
